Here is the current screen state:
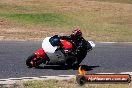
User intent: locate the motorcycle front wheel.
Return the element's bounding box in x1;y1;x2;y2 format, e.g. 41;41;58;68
26;54;43;68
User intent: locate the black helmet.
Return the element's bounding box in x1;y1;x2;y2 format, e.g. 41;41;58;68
71;29;82;40
49;35;61;46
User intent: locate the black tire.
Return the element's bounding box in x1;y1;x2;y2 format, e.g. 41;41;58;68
76;75;87;85
26;54;37;68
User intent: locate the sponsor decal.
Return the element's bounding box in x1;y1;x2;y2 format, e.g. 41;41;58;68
76;66;131;85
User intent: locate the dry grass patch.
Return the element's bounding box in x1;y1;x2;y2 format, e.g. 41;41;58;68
0;0;132;41
2;79;132;88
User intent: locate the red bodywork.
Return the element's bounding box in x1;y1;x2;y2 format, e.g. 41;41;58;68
35;49;47;58
34;40;72;59
60;40;73;49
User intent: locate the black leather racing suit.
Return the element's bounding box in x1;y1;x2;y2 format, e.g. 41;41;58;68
60;36;91;65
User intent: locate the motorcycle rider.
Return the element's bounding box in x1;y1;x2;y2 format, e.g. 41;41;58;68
49;29;90;66
26;29;94;68
59;29;89;66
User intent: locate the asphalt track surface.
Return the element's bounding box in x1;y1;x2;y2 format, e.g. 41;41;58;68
0;41;132;79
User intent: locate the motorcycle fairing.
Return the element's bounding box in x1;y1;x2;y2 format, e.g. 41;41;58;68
35;49;47;58
42;37;57;54
46;50;66;65
42;37;66;65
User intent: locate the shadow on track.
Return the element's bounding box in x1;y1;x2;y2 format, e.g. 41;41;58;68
35;65;99;71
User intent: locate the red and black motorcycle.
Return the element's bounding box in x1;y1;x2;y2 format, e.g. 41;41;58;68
26;36;95;68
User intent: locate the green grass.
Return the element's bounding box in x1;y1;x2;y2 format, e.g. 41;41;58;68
0;0;132;42
1;11;132;42
1;13;83;29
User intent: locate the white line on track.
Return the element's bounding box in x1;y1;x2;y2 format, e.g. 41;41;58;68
0;72;132;85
